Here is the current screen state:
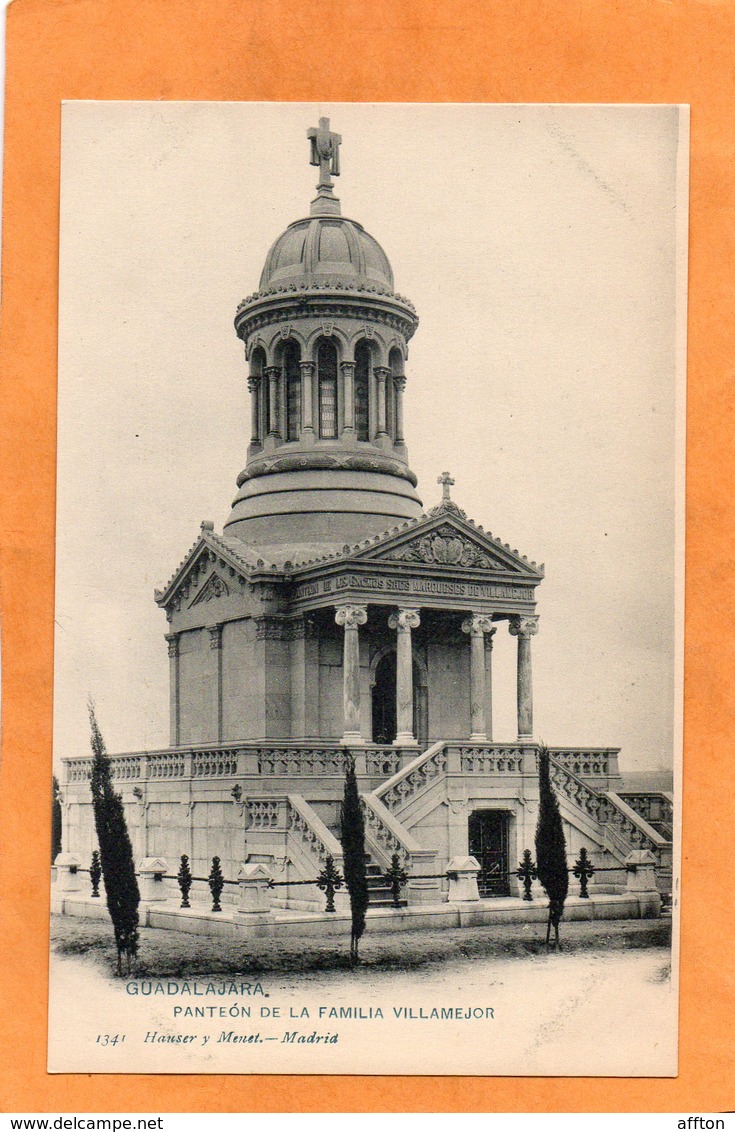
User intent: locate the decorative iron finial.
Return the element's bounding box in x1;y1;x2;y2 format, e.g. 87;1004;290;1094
307;117;342;216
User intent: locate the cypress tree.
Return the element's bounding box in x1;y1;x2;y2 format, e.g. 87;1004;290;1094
88;704;140;974
51;775;63;863
340;756;369;963
535;744;569;950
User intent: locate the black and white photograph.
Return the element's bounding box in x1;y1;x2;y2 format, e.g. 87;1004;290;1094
49;101;686;1076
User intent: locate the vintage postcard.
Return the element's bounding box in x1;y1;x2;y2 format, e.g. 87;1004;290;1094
47;101;685;1077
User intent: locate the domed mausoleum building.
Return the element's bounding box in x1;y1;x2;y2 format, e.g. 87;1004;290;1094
59;121;671;912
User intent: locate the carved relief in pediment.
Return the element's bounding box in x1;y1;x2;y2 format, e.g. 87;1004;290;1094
189;572;230;607
381;526;501;570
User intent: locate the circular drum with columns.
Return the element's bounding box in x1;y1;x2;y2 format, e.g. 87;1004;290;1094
227;118;423;558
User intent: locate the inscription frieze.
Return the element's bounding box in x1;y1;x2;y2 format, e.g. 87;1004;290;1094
293;573;531;603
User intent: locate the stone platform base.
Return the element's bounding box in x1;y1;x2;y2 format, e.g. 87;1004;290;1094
52;890;660;941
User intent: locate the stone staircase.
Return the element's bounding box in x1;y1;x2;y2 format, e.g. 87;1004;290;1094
365;856;406;908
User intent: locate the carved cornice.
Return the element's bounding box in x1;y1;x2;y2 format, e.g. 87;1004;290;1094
237;450;418;488
234;289;418;347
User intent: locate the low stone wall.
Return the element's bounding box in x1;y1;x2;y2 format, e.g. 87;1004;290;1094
52;889;660;941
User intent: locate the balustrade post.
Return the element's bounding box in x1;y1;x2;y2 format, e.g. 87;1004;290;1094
509;615;539;742
461;614;495;740
335;604;368;744
388;608;420;745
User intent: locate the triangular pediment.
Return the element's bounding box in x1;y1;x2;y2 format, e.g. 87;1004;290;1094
350;512;544;578
154;527;257;611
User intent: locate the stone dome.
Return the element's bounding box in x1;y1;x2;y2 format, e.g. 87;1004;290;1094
259;215;394;294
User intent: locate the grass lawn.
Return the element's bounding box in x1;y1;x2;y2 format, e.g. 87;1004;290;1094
51;913;671;978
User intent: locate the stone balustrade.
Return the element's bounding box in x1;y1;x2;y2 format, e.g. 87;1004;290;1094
62;741;415;785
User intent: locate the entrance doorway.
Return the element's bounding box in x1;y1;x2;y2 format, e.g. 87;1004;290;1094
371;651;428;745
468;810;511;896
372;651;397;743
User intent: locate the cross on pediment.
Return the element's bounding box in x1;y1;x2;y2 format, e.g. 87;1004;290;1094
438;471;455;502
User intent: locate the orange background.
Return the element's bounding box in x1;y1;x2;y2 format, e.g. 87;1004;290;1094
0;0;733;1113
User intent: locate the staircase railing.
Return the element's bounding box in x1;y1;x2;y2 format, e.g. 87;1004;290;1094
361;793;434;868
373;740;448;812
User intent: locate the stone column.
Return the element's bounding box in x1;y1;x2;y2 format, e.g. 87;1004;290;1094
165;633;180;746
247;376;261;445
388;608;420;745
265;365;280;437
341;361;356;435
509;615;539;742
485;628;496;741
394;375;406;443
299;361;315;437
335;604;368;744
374;366;389;438
461;614;495;741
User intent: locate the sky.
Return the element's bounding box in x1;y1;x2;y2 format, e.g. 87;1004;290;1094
54;102;687;771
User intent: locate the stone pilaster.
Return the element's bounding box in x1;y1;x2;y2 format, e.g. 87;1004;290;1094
461;614;495;740
335;604;368;744
165;633;180;746
207;624;223;742
388;607;420;745
509;615;539;742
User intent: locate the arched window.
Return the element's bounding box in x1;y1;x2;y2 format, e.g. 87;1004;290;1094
354;340;370;442
318;339;338;439
284;341;301;441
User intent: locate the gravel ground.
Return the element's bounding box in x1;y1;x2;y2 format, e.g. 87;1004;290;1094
48;914;675;1076
51;912;671;977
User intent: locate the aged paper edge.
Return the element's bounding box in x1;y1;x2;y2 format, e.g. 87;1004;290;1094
0;0;732;1113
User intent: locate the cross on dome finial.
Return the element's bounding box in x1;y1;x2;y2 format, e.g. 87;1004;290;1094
308;117;341;187
307;117;342;216
438;471;455;502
